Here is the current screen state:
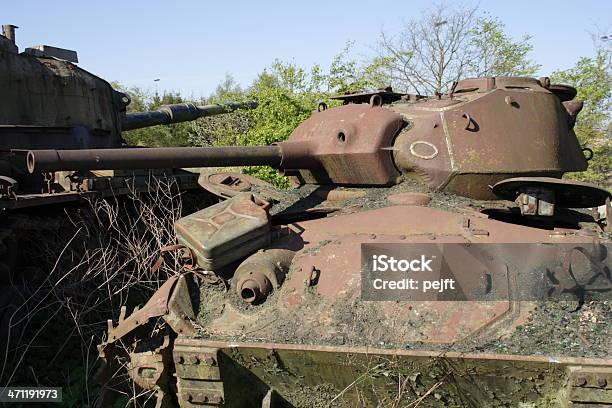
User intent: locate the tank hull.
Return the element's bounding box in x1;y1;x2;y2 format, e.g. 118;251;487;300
98;187;612;407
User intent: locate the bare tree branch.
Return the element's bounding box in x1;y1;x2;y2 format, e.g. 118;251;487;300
374;4;538;94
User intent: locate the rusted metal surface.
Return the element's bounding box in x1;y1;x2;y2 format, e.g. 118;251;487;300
105;275;180;343
387;192;431;206
329;86;409;105
175;193;272;271
179;337;612;365
0;29;256;213
312;187;366;201
25;45;79;63
0;33;18;53
549;83;578;102
493;177;612;209
22;103;405;187
277;235;513;345
196;205;606;345
125;335;172;393
97;274;199;407
280;103;404;185
103;273;196;345
97;273;201;406
293;204;596;244
93;74;611;406
233;248;295;304
25;146;283;173
0;48;124;151
173;337;612;407
513;187;556;216
97;340;175;408
569;366;612;405
122;101;257;131
165;273;198;335
13;75;594;202
173;345;225;407
1;24;17;45
200;172;253;197
99;197;611;405
563;99;584;128
0;170;199;212
392;76;588;199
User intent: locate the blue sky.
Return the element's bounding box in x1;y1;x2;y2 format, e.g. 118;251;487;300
4;1;610;98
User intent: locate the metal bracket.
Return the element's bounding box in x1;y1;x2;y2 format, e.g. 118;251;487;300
174;345;225;407
569;366;612;405
516;188;555;217
0;176;18;199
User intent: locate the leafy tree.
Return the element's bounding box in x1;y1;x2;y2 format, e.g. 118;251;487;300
189;74;252;147
328;42;389;93
468;15;540;77
112;83;192;147
110;8;548;188
208;74;246;103
551;46;611;187
190;50;383;186
239;61;329;187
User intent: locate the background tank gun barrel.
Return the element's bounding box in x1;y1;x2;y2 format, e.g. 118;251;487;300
25;145;282;173
121;101;258;131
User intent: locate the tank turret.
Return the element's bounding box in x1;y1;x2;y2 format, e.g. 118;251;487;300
21;76;601;205
0;23;256;210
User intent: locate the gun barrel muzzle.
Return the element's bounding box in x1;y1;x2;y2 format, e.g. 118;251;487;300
25;145;282;173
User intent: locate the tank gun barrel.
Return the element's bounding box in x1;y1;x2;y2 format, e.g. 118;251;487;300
25;145;282;173
121;101;257;131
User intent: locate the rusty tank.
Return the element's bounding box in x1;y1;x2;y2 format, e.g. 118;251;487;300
32;76;611;407
0;24;255;280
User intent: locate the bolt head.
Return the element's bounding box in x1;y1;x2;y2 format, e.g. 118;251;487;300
596;377;607;387
204;356;217;366
575;376;587;386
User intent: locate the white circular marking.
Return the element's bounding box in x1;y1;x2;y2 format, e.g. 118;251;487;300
409;141;439;160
